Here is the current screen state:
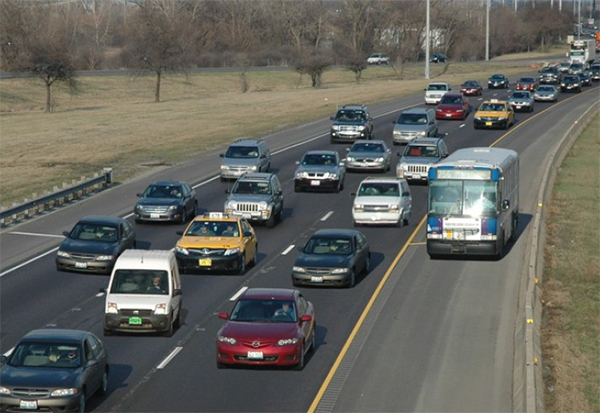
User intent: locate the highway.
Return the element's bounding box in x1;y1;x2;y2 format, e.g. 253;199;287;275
1;80;598;412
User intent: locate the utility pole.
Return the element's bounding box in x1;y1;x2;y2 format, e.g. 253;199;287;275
425;0;430;79
486;0;490;61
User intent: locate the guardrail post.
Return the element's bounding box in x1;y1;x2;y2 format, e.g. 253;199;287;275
103;167;113;185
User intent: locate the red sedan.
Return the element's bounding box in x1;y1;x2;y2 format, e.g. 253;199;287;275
460;80;483;96
516;77;538;91
435;93;470;120
216;288;316;370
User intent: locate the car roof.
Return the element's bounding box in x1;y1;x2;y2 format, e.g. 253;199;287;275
189;212;239;223
304;150;338;156
229;138;264;146
440;93;463;98
78;215;125;225
490;74;506;77
311;228;362;238
149;180;185;186
241;288;297;300
359;176;404;184
340;105;366;111
351;139;385;145
402;107;433;114
20;329;89;343
407;137;442;145
237;172;273;181
428;82;449;85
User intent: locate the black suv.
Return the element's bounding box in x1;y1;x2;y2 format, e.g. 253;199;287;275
330;105;374;144
224;172;284;227
538;66;562;84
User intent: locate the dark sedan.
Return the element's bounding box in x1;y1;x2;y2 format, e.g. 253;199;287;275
0;329;109;413
429;53;447;63
294;150;346;193
291;229;370;288
560;75;582;93
56;215;136;274
488;74;509;89
460;80;483;96
216;288;316;370
134;180;197;224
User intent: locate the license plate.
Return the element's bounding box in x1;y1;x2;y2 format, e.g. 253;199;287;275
199;258;212;266
150;213;160;219
445;113;452;117
485;121;492;126
247;351;263;360
412;174;422;179
516;105;521;109
20;401;37;410
242;213;251;219
310;180;321;186
75;262;87;269
311;276;324;283
128;317;142;325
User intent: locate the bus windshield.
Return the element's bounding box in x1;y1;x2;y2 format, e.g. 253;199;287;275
429;180;498;216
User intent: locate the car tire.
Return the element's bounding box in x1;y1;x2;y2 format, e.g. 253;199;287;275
265;214;276;228
174;306;182;329
276;206;283;223
180;208;187;225
310;324;317;352
347;270;356;288
250;246;257;267
163;318;174;337
98;370;108;396
103;328;113;337
78;392;85;413
216;360;228;369
294;184;302;193
237;256;246;275
294;344;305;371
364;255;371;274
292;278;301;287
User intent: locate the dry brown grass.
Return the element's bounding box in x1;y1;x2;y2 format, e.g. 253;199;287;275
542;115;600;413
0;55;555;208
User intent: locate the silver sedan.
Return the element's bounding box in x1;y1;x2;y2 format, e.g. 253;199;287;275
533;85;559;102
345;140;392;173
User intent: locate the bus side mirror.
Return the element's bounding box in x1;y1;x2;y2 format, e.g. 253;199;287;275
502;199;510;210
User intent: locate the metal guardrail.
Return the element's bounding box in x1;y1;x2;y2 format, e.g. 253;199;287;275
0;168;113;228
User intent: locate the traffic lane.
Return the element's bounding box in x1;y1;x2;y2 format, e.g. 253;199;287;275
314;87;600;412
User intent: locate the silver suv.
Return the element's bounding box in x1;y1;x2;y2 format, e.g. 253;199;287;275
395;137;449;183
224;172;283;227
351;177;412;227
219;139;271;181
330;105;374;143
392;108;438;145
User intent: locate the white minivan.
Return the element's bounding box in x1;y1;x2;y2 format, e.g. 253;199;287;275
103;249;182;337
351;177;412;227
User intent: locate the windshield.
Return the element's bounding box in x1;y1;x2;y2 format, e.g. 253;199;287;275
398;113;428;125
302;153;337;166
490;75;504;80
230;299;297;322
69;223;118;242
439;95;463;105
350;143;384;153
479;103;505;112
303;236;353;255
225;146;259;159
403;145;438;157
429;180;498;216
511;92;529;99
537;86;554;92
462;81;478;87
335;110;365;122
184;220;240;237
8;342;82;368
110;269;169;294
427;84;448;91
143;184;182;199
358;182;399;197
233;180;271;195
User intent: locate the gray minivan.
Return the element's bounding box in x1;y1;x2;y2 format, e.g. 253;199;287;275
392;108;438;145
219;139;271;181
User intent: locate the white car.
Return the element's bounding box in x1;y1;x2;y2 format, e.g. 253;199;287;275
367;53;390;65
351;177;412;227
424;82;451;105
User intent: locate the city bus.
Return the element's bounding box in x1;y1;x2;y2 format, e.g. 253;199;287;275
426;147;519;259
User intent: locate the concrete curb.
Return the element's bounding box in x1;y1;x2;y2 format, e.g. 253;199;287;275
516;99;600;413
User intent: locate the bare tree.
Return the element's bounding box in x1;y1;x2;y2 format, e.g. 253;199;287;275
345;53;368;83
295;52;331;88
124;0;196;102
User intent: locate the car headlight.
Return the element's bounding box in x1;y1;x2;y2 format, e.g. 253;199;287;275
331;268;350;274
136;204;144;211
175;245;189;255
258;201;268;210
96;255;115;261
417;131;427;136
357;125;366;131
295;171;307;179
0;387;11;395
51;388;78;397
390;204;400;211
225;200;237;210
276;338;299;346
221;165;229;170
332;125;340;131
353;203;364;210
375;157;384;162
218;335;237;345
249;165;258;171
57;250;70;258
167;205;178;211
292;266;306;273
346;156;355;162
224;247;241;256
456;109;464;113
107;302;118;314
154;303;168;315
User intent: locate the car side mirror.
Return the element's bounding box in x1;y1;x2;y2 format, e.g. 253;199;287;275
350;192;356;196
225;189;231;194
136;193;143;198
99;287;107;293
295;161;300;166
1;355;7;365
345;147;350;152
86;359;98;368
260;154;266;159
173;289;182;296
176;230;184;235
330;116;335;120
243;231;253;237
62;231;70;237
219;312;229;320
219;154;225;158
339;161;345;167
275;190;282;195
300;314;312;323
502;199;510;210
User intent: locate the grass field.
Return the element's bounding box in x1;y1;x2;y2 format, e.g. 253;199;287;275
0;52;560;208
542;114;600;412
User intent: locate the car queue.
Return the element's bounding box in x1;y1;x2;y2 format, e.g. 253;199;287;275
2;63;592;411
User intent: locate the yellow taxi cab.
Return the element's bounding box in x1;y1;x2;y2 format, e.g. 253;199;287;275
174;212;258;274
473;99;515;130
